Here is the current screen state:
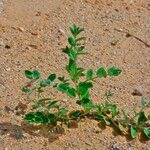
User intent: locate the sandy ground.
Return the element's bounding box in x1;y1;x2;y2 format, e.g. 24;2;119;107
0;0;150;149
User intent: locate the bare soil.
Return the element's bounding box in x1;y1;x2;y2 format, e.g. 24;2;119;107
0;0;150;149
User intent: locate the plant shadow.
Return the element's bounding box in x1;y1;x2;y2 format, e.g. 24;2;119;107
0;122;65;143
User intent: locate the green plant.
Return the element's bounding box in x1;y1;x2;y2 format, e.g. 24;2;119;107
22;24;150;139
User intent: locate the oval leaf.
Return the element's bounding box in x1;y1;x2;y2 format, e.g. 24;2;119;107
143;128;150;139
25;70;33;79
130;125;138;138
67;87;76;98
40;80;51;87
59;109;68;115
24;113;35;122
108;67;122;76
69;49;77;60
68;37;76;46
32;70;40;79
86;69;93;80
96;67;107;78
48;73;56;82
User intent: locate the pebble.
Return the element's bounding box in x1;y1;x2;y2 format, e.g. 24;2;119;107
93;127;101;133
58;28;65;34
113;143;120;150
85;141;92;146
28;44;38;49
110;40;119;46
0;37;4;46
132;85;150;96
132;88;143;96
5;45;11;49
18;27;25;32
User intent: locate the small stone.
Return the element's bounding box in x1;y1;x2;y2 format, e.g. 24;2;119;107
18;27;25;32
28;44;37;49
5;45;11;49
26;46;32;50
35;11;41;16
58;29;65;34
112;143;120;150
132;86;143;96
132;85;150;97
111;40;119;46
5;67;11;71
0;38;4;46
30;32;38;36
93;127;101;133
85;141;92;146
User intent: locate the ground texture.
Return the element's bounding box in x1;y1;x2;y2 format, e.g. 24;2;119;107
0;0;150;149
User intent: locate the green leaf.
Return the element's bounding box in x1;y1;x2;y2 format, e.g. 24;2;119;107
143;128;150;139
57;83;68;92
40;80;51;87
77;82;93;96
50;119;57;126
58;76;65;82
48;113;56;120
46;101;58;110
83;100;96;111
118;123;126;132
78;28;84;34
80;91;90;99
98;115;110;125
61;46;70;54
69;49;77;60
105;91;114;98
77;46;85;52
25;70;33;79
34;116;43;123
107;67;122;76
106;103;119;116
96;67;107;78
67;87;76;98
24;113;35;122
59;109;68;115
34;115;48;124
66;59;75;72
86;69;93;80
76;98;90;105
32;70;40;79
70;24;77;37
48;73;56;82
70;24;84;37
69;110;81;118
130;125;138;138
68;37;76;46
121;109;129;122
36;87;44;93
137;111;147;126
34;112;45;117
141;98;145;107
35;98;52;108
22;87;30;93
70;28;75;37
97;105;103;114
